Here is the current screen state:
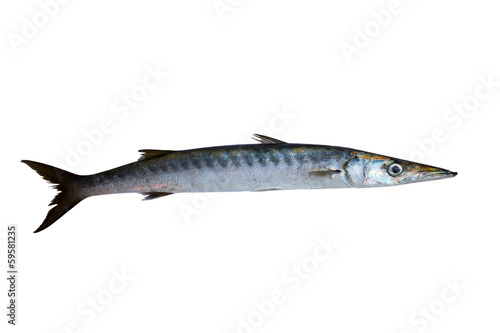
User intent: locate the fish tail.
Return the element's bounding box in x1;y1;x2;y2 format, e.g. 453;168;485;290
22;160;87;233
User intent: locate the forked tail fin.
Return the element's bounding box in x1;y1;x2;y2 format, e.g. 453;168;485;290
22;160;86;233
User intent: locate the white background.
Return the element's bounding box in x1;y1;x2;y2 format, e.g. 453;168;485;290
1;1;499;332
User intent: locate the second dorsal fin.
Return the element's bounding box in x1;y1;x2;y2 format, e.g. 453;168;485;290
138;149;175;161
251;134;287;145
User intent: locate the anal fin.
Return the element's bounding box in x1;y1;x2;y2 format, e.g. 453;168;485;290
257;187;281;191
141;192;174;200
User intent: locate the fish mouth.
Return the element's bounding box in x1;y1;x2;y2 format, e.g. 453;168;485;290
414;167;458;181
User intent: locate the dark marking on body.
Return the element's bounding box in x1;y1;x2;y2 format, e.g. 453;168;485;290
269;151;280;166
180;160;190;170
280;149;293;166
295;155;306;164
218;155;229;168
229;154;241;167
169;162;179;172
203;156;215;168
148;166;159;173
257;152;268;166
192;159;202;169
243;152;254;167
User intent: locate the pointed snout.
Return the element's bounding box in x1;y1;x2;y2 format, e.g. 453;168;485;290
413;165;458;182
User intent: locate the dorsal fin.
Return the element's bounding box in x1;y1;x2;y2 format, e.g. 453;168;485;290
252;134;287;145
138;149;175;161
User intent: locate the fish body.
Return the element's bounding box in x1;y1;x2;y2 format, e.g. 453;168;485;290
22;134;457;232
82;144;352;196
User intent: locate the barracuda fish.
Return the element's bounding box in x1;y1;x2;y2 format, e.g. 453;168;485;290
22;134;457;233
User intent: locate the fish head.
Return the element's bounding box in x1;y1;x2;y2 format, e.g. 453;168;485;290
344;151;457;188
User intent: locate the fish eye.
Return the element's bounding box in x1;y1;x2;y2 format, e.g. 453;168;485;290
387;163;403;177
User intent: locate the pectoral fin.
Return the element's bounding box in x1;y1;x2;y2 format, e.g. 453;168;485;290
308;169;341;178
